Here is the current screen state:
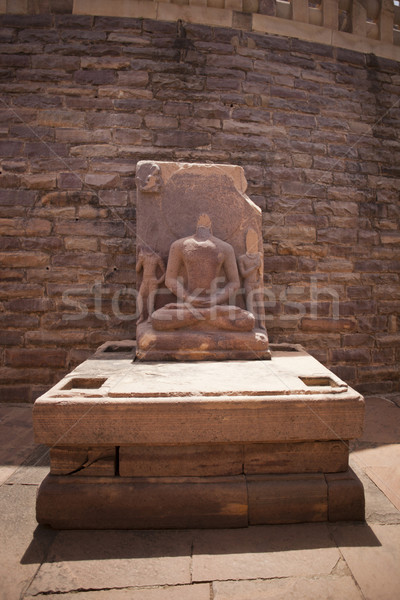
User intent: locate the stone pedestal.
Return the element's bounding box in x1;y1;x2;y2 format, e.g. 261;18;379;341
33;342;365;529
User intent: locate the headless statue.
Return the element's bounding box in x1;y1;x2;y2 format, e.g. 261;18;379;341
238;228;266;331
136;247;165;324
151;214;254;332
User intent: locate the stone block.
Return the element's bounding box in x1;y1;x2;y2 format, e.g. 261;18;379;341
192;523;340;581
33;351;364;447
36;474;248;529
119;444;243;477
50;446;116;476
244;441;349;474
248;473;328;524
157;3;233;27
326;469;365;521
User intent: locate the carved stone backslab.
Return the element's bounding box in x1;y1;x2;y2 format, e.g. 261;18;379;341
135;161;270;360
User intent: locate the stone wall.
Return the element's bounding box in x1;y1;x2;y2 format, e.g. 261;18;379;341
0;11;399;401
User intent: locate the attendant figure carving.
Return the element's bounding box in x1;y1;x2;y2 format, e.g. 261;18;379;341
238;228;266;331
136;247;165;324
137;163;162;193
151;214;254;332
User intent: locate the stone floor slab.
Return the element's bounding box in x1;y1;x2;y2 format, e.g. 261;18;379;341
350;458;400;525
191;523;340;582
358;396;400;444
24;583;211;600
0;404;36;484
26;530;193;596
212;574;363;599
352;444;400;511
6;444;50;486
0;485;55;600
331;522;400;600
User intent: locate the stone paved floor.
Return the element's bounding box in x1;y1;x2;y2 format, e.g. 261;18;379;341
0;394;399;600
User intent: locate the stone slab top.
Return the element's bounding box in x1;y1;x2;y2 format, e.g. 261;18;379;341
32;343;364;446
109;353;347;398
36;344;351;403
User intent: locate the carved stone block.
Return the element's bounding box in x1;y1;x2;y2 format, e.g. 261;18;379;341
135;161;270;360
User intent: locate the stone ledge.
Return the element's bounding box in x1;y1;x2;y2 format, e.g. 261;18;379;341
70;0;400;62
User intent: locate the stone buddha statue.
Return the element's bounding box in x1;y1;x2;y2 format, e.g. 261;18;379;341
151;214;254;332
135;160;270;361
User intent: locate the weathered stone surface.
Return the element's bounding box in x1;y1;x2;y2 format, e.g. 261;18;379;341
0;484;54;600
191;523;341;581
325;469;365;521
24;585;211;600
244;440;349;474
0;404;37;484
50;446;116;476
119;444;243;477
331;523;400;600
36;474;248;529
26;528;192;595
213;575;363;599
248;473;328;524
33;349;364;447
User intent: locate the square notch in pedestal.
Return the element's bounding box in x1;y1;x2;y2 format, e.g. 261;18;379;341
61;377;107;390
102;344;135;353
299;376;338;387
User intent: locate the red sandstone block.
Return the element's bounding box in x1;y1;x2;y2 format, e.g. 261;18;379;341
248;474;328;525
165;101;192;116
57;172;82;190
54;220;125;237
51;252;109;269
331;365;357;382
0;283;44;299
0;252;49;268
36;474;248;529
117;71;148;86
1;15;52;28
331;348;371;364
0;366;52;385
342;334;374;347
25;142;68;158
264;256;297;272
372;348;395;364
31;54;79;70
155;131;210;148
0;219;25;236
0;141;23;157
55;14;91;28
74;70;116;85
301;318;356;333
5;349;66;368
326;470;364;521
0;385;31;403
5;298;53;313
18;29;59;44
280;180;325;197
0;330;24;346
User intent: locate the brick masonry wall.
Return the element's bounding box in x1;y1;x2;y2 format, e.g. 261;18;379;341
0;12;399;401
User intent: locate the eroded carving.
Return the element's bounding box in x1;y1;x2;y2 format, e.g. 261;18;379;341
136;247;165;324
152;214;254;332
136;162;162;193
238;228;266;331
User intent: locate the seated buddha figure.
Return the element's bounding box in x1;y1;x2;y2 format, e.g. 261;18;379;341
151;214;254;332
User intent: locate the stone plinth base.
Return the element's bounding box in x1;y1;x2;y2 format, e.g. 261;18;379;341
36;470;364;530
33;342;365;529
136;322;271;361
